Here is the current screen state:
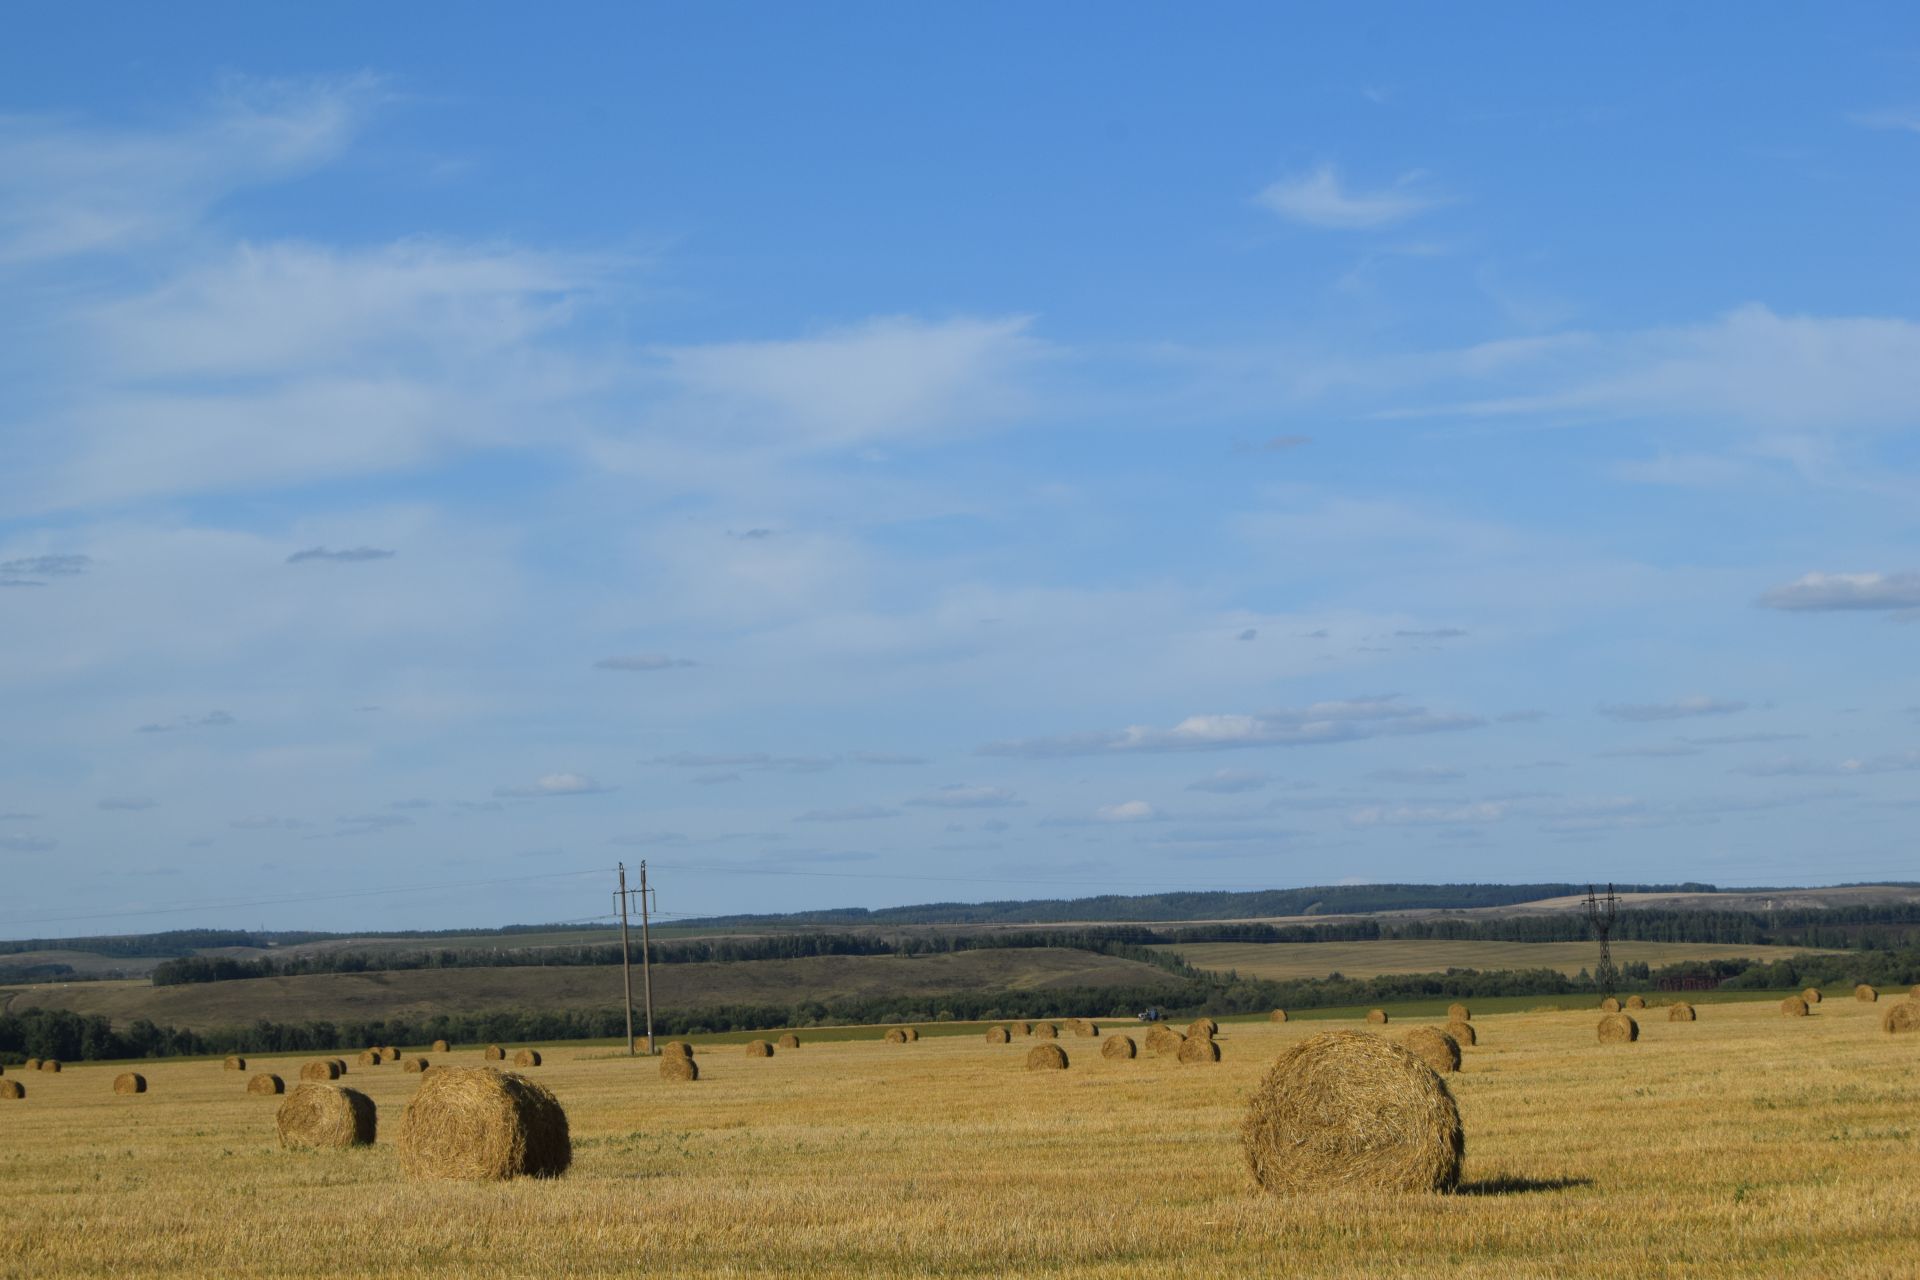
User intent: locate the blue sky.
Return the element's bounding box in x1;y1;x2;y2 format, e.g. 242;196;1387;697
5;6;1920;936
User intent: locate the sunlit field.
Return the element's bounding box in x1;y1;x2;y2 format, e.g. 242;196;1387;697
6;992;1920;1278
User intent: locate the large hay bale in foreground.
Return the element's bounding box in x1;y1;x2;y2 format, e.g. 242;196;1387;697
1187;1017;1218;1039
1145;1025;1185;1056
113;1072;147;1095
38;1059;61;1073
1668;1002;1697;1022
744;1040;773;1058
484;1045;506;1061
1242;1030;1463;1195
1624;995;1646;1010
1;1079;23;1100
661;1054;698;1082
1269;1009;1288;1023
248;1073;285;1095
513;1050;542;1067
402;1057;429;1073
662;1041;694;1059
986;1026;1010;1044
884;1028;909;1044
223;1056;246;1072
777;1033;800;1049
1599;997;1621;1014
1598;1014;1639;1043
1882;1001;1920;1035
1026;1043;1068;1071
1802;988;1822;1004
432;1039;451;1053
397;1066;570;1181
1446;1003;1470;1023
1031;1022;1059;1040
1102;1035;1137;1060
1446;1019;1477;1047
300;1060;341;1082
1781;996;1809;1018
1855;984;1879;1003
1400;1027;1461;1074
1177;1036;1222;1065
276;1083;376;1149
1365;1010;1389;1026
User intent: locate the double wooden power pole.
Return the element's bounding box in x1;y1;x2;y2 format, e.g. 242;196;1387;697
615;862;657;1055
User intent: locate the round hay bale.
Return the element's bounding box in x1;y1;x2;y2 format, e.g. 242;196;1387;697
1802;987;1822;1004
1598;1013;1639;1043
1781;996;1810;1018
300;1060;340;1082
1668;1002;1697;1022
0;1079;23;1100
744;1040;773;1058
1072;1021;1099;1037
1101;1034;1137;1060
1177;1036;1222;1065
402;1057;429;1073
1025;1043;1068;1071
113;1072;147;1094
24;1058;40;1070
382;1046;398;1059
660;1054;698;1082
1599;997;1621;1013
662;1041;694;1060
223;1055;246;1072
904;1027;920;1042
248;1073;285;1095
484;1044;506;1061
328;1058;349;1074
1399;1027;1461;1074
38;1059;61;1073
1366;1009;1389;1025
1445;1003;1470;1022
1625;995;1646;1010
513;1049;542;1067
1881;1000;1920;1035
1445;1019;1477;1047
358;1049;382;1067
986;1026;1010;1044
1856;984;1879;1003
1009;1021;1032;1037
1911;985;1920;1001
1269;1009;1288;1023
883;1028;909;1044
776;1033;800;1049
1145;1025;1185;1056
1242;1029;1463;1195
397;1065;570;1181
276;1083;376;1150
432;1039;451;1053
1031;1022;1059;1040
1187;1017;1218;1039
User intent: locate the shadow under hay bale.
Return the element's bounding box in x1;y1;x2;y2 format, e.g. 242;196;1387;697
1598;1013;1639;1043
1;1079;23;1100
484;1045;506;1061
1145;1025;1185;1056
1446;1019;1477;1047
1026;1043;1068;1071
884;1028;909;1044
1802;988;1822;1004
1856;984;1879;1002
1187;1017;1218;1039
328;1059;349;1075
397;1066;569;1181
745;1040;774;1058
1781;996;1810;1018
223;1056;246;1072
432;1039;451;1053
300;1060;340;1082
403;1057;429;1073
1624;996;1646;1010
661;1054;698;1082
1401;1027;1461;1074
277;1083;376;1150
1242;1029;1462;1195
1102;1035;1137;1060
1270;1009;1288;1023
1881;1000;1920;1035
513;1050;542;1067
113;1072;146;1094
1031;1022;1059;1040
1366;1010;1389;1025
1177;1036;1222;1065
986;1026;1010;1044
1668;1002;1697;1022
248;1073;285;1095
1599;997;1621;1014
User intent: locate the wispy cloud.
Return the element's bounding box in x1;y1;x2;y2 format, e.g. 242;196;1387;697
0;553;91;577
595;654;697;671
1095;800;1158;823
794;805;898;823
1255;165;1444;229
0;834;58;853
1348;801;1505;827
493;772;614;798
1598;696;1746;723
1757;571;1920;612
96;797;159;811
850;751;927;766
286;545;395;564
136;709;235;733
979;697;1480;758
904;784;1024;809
1735;751;1920;778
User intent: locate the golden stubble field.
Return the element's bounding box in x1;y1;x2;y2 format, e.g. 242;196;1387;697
5;995;1920;1279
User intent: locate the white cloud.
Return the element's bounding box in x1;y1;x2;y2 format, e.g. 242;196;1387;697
979;697;1481;757
1598;696;1746;723
1095;800;1157;823
493;773;613;798
1757;572;1920;612
1255;165;1443;229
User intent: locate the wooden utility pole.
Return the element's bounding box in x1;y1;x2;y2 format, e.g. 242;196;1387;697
639;860;656;1055
616;863;636;1056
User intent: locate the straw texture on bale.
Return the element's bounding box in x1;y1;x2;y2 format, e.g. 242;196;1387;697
1856;984;1879;1002
383;1046;398;1059
744;1040;774;1058
300;1060;340;1082
402;1057;429;1073
1802;988;1822;1004
1072;1021;1099;1037
1881;1000;1920;1035
1668;1002;1697;1022
248;1073;285;1095
513;1049;542;1067
38;1059;61;1073
884;1028;909;1044
1446;1019;1477;1046
1145;1025;1185;1056
1912;985;1920;1000
1399;1027;1461;1074
276;1083;376;1149
1446;1003;1469;1023
1366;1009;1389;1025
358;1050;382;1066
1598;1013;1639;1043
1599;997;1621;1013
113;1072;147;1094
397;1066;570;1181
1026;1043;1068;1071
662;1040;694;1059
986;1026;1010;1044
1031;1022;1059;1040
1242;1030;1463;1195
1187;1017;1218;1039
1009;1022;1031;1036
1177;1036;1222;1064
1;1079;23;1099
1625;995;1647;1010
660;1054;698;1081
223;1055;246;1071
1102;1034;1137;1060
1269;1009;1288;1022
1781;996;1809;1017
432;1039;450;1053
24;1058;41;1070
776;1033;800;1049
484;1044;506;1061
904;1028;920;1041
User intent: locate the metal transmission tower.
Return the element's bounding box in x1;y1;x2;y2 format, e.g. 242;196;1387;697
1584;883;1620;999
